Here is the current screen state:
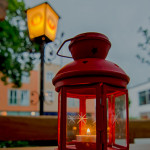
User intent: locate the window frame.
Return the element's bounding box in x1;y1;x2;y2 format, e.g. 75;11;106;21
8;89;18;105
8;89;30;106
139;89;150;105
20;90;30;106
45;90;55;103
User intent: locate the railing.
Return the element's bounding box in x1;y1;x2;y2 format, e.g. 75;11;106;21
0;116;150;144
0;116;57;141
129;119;150;143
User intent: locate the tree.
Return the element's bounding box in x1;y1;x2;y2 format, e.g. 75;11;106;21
0;0;40;87
137;23;150;65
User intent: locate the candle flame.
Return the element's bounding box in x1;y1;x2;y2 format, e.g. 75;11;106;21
87;128;90;135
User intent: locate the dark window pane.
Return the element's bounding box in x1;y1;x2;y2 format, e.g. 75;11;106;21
10;90;12;104
148;90;150;104
14;91;17;104
139;91;146;105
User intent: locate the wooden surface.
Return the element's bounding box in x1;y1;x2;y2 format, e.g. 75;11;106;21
0;116;150;143
0;147;57;150
0;116;57;141
0;144;150;150
129;119;150;143
130;144;150;150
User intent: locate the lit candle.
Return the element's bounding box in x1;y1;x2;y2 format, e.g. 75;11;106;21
87;128;91;135
76;128;96;142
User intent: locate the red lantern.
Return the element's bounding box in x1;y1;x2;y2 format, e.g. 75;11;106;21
52;32;130;150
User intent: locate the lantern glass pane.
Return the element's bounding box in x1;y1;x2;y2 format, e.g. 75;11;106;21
114;94;127;147
66;87;96;150
107;91;128;149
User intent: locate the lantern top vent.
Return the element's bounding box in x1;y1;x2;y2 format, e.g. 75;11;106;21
68;32;111;60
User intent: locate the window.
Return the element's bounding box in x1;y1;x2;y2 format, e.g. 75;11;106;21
6;111;36;116
8;89;29;106
140;112;148;119
20;90;29;106
9;72;30;83
46;71;54;82
148;90;150;104
21;72;30;83
45;90;54;102
9;90;18;105
139;91;146;105
139;90;150;105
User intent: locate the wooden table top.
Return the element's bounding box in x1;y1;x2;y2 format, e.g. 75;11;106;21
0;144;150;150
0;147;56;150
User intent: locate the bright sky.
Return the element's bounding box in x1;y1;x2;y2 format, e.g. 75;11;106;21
24;0;150;87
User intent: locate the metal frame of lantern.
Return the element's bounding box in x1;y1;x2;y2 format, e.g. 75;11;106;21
52;32;130;150
105;85;129;150
56;84;129;150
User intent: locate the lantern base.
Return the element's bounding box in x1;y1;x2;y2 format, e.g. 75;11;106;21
54;141;96;150
74;141;96;150
55;144;128;150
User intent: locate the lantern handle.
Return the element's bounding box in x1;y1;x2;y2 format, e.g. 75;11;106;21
57;35;85;58
56;38;74;58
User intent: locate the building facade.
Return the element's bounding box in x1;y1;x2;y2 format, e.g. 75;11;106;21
0;63;61;116
0;70;39;116
128;81;150;119
42;63;61;115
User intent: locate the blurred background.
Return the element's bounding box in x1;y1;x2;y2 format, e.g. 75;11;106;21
0;0;150;149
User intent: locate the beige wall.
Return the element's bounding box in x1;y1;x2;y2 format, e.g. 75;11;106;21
42;63;95;114
38;63;61;113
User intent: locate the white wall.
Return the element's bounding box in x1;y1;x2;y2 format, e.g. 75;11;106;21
128;82;150;119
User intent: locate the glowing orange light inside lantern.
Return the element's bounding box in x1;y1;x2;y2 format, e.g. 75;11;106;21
31;13;42;26
73;126;77;130
107;127;110;131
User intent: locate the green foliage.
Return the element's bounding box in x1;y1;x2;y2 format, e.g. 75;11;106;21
0;141;29;148
128;97;131;107
137;26;150;65
0;140;58;148
0;0;40;87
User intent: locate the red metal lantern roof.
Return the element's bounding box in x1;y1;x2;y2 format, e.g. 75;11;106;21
53;32;130;91
52;58;130;86
68;32;111;60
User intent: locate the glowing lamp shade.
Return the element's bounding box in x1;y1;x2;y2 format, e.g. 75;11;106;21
27;3;59;43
